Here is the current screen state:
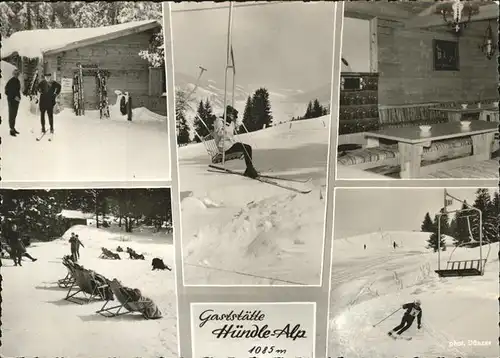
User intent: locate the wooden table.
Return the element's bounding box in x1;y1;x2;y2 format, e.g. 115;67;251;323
430;105;498;122
365;121;498;179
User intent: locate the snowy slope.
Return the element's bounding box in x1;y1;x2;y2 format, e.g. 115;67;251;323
2;20;159;59
1;60;170;182
1;225;177;358
328;231;498;358
179;116;335;285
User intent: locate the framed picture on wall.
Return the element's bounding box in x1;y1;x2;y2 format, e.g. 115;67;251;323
433;39;460;71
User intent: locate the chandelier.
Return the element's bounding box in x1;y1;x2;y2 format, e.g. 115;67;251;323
436;0;480;34
478;21;497;60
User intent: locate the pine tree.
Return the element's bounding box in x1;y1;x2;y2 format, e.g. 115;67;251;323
427;214;447;252
470;189;493;243
420;212;434;232
452;202;472;246
251;88;273;131
203;100;216;133
242;96;254;133
194;99;216;140
177;109;190;145
175;89;190;144
312;99;323;118
304;101;313;119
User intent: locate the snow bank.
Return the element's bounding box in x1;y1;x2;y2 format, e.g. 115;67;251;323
328;231;499;358
2;20;159;59
1;224;177;357
182;191;326;285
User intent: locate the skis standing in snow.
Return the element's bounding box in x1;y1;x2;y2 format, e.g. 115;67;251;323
5;68;22;137
388;299;422;338
213;106;259;178
37;73;61;136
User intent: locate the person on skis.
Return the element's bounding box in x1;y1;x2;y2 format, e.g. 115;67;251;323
213;105;259;179
37;72;61;135
388;299;422;337
5;68;22;137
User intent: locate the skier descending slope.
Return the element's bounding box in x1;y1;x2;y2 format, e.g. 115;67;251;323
213;105;259;179
37;73;61;138
388;299;422;339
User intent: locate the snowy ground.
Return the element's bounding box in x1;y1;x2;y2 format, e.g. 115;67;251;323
1;225;177;358
1;61;170;183
179;117;333;285
328;231;499;358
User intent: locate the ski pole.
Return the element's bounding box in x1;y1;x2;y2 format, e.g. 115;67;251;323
372;308;401;327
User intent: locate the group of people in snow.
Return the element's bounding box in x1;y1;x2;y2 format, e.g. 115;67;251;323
5;68;61;137
1;222;38;266
69;232;84;262
213;105;258;178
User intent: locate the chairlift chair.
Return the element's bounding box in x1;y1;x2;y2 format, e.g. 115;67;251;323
434;213;491;277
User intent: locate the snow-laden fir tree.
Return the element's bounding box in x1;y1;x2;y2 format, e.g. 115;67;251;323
420;212;434;233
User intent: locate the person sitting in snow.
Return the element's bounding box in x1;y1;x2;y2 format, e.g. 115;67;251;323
388;299;422;337
213;105;259;179
37;72;61;135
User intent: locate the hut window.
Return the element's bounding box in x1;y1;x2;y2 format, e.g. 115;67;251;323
57;56;62;71
342;17;373;72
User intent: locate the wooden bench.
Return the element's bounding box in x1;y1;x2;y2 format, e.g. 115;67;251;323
338;101;497;169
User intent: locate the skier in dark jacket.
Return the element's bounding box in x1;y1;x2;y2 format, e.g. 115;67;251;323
388;299;422;337
37;73;61;134
5;68;22;137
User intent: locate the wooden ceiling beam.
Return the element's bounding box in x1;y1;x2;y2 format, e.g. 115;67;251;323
404;3;499;30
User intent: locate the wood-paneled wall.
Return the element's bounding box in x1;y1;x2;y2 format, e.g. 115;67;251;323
377;19;498;106
43;30;162;112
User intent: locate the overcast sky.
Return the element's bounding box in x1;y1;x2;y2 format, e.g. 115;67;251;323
171;2;336;91
333;188;496;239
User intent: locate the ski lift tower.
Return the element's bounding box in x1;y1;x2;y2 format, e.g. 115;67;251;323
221;1;236;167
435;189;484;277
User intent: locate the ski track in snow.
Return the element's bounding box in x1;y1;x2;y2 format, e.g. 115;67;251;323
328;232;499;358
179;117;332;285
1;63;170;183
1;225;177;358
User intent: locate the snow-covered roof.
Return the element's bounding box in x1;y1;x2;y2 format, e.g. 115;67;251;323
57;210;94;220
2;19;161;59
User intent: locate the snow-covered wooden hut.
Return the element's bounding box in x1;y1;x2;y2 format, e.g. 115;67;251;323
2;20;166;115
57;209;94;228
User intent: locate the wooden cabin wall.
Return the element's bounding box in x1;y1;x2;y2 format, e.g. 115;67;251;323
377;19;498;106
43;29;166;115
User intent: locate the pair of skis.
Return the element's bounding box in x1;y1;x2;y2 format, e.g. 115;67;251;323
36;132;54;142
388;333;412;341
208;164;312;194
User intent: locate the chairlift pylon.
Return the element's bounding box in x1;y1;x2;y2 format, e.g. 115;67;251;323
435;191;489;277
